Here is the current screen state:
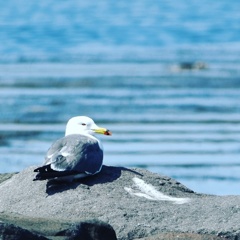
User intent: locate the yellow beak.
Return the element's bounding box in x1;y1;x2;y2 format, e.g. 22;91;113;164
93;128;112;136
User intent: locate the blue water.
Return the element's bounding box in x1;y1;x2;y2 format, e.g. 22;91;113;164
0;1;240;195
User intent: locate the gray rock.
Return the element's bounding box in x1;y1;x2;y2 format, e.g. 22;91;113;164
56;219;117;240
135;232;227;240
0;172;17;184
0;214;116;240
0;166;240;240
0;221;47;240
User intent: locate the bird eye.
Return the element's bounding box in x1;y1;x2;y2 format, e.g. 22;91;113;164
81;123;86;126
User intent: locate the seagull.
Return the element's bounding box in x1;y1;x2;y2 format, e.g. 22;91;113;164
33;116;112;181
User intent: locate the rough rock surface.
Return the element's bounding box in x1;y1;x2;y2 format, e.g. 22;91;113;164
0;221;48;240
0;172;16;184
136;232;227;240
0;165;240;239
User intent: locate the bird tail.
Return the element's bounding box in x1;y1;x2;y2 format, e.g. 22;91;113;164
34;164;52;173
33;165;77;181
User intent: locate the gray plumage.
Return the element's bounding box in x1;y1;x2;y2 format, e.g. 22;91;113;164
45;134;103;174
33;116;111;181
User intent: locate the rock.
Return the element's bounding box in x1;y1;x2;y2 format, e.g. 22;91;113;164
0;213;117;240
170;61;208;72
0;172;17;184
135;232;227;240
0;165;240;239
56;219;117;240
0;214;116;240
178;62;208;70
0;221;47;240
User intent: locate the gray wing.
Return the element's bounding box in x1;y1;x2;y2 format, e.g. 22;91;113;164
44;134;103;175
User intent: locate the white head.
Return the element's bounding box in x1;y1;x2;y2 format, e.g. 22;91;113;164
65;116;112;137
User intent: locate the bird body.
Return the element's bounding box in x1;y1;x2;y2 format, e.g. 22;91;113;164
33;116;111;181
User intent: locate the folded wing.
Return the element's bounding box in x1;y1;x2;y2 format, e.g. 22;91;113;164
33;134;103;181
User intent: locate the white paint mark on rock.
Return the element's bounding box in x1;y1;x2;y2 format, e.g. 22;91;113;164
124;177;190;204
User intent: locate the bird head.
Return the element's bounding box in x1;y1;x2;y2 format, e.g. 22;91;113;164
65;116;112;136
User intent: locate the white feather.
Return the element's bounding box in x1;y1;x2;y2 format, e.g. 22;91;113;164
124;177;191;204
